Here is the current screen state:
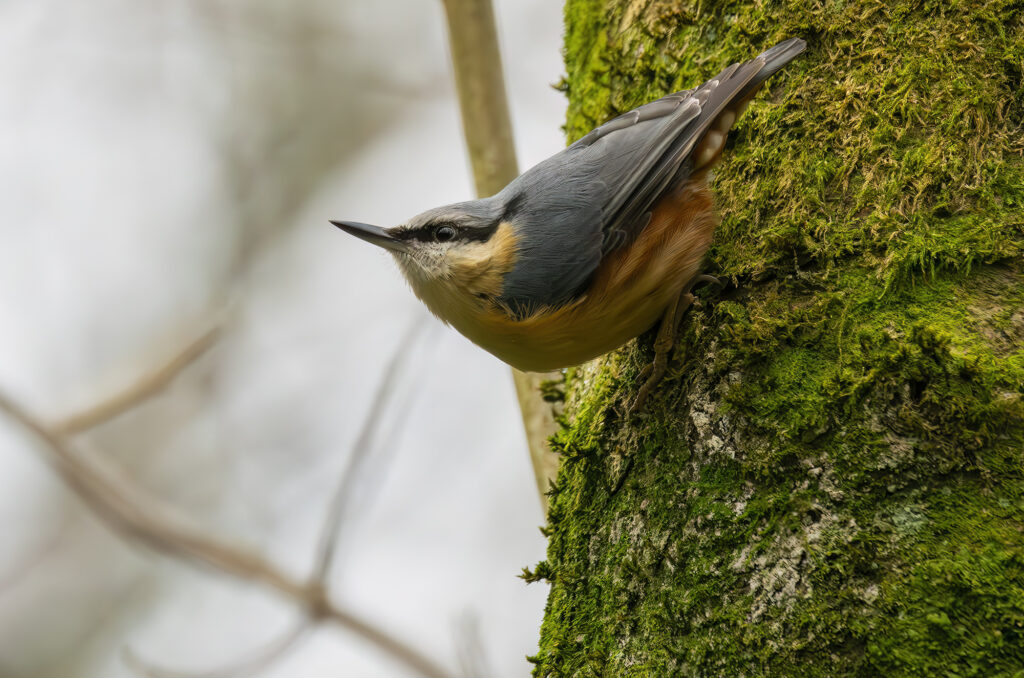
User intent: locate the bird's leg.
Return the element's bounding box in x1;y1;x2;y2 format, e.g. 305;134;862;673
628;292;690;416
628;274;721;416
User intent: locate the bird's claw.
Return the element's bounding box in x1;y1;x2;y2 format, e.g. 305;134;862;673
693;273;723;289
627;275;722;417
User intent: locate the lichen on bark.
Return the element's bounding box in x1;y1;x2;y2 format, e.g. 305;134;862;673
529;0;1024;675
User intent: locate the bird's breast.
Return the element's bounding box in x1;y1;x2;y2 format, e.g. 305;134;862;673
451;179;718;371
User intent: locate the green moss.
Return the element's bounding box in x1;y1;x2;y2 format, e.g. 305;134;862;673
533;0;1024;675
562;0;1024;291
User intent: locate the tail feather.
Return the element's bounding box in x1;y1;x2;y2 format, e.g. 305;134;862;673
736;37;807;103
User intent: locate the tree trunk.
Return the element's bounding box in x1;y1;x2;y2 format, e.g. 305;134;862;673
529;1;1024;675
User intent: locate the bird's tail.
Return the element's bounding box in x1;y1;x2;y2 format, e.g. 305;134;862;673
735;37;807;103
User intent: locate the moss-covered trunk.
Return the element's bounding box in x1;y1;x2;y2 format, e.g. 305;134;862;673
528;1;1024;674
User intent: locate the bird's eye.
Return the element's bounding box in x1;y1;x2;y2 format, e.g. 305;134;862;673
434;225;457;242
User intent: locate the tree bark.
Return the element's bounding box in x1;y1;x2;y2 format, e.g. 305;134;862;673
530;1;1024;675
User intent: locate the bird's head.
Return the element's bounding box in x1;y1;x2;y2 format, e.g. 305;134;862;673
332;199;520;308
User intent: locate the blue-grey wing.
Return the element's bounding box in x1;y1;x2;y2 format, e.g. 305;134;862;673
581;37;806;252
497;38;806;315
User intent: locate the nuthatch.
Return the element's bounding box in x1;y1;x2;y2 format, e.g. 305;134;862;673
334;38;805;410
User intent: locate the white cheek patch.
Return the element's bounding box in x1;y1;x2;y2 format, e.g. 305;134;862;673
694;109;738;170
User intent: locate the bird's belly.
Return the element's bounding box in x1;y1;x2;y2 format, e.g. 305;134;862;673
471;288;675;371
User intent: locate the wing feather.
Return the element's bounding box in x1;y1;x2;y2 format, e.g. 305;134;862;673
495;38;806;314
575;37;806;252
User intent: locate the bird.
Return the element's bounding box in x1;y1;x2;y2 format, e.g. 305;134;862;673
333;38;806;413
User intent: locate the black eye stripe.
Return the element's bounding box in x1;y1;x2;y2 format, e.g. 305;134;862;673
461;222;499;242
393;222;457;242
396;221;499;243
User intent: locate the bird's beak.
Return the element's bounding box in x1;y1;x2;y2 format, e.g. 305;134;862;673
330;220;409;253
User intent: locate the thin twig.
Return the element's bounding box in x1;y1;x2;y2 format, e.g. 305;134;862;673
0;390;456;678
311;318;425;584
55;323;222;435
124;319;430;678
124;622;312;678
0;526;65;595
455;611;492;678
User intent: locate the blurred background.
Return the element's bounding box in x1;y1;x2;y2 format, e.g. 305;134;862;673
0;0;565;675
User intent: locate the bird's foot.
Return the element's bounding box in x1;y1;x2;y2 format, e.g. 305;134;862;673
692;273;723;290
628;291;695;417
626;274;721;417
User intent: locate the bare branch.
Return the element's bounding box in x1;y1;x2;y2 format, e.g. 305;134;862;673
311;318;426;584
124;622;311;678
124;319;430;678
441;0;518;197
0;390;457;678
55;323;222;435
511;371;562;509
0;527;65;595
441;0;562;509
